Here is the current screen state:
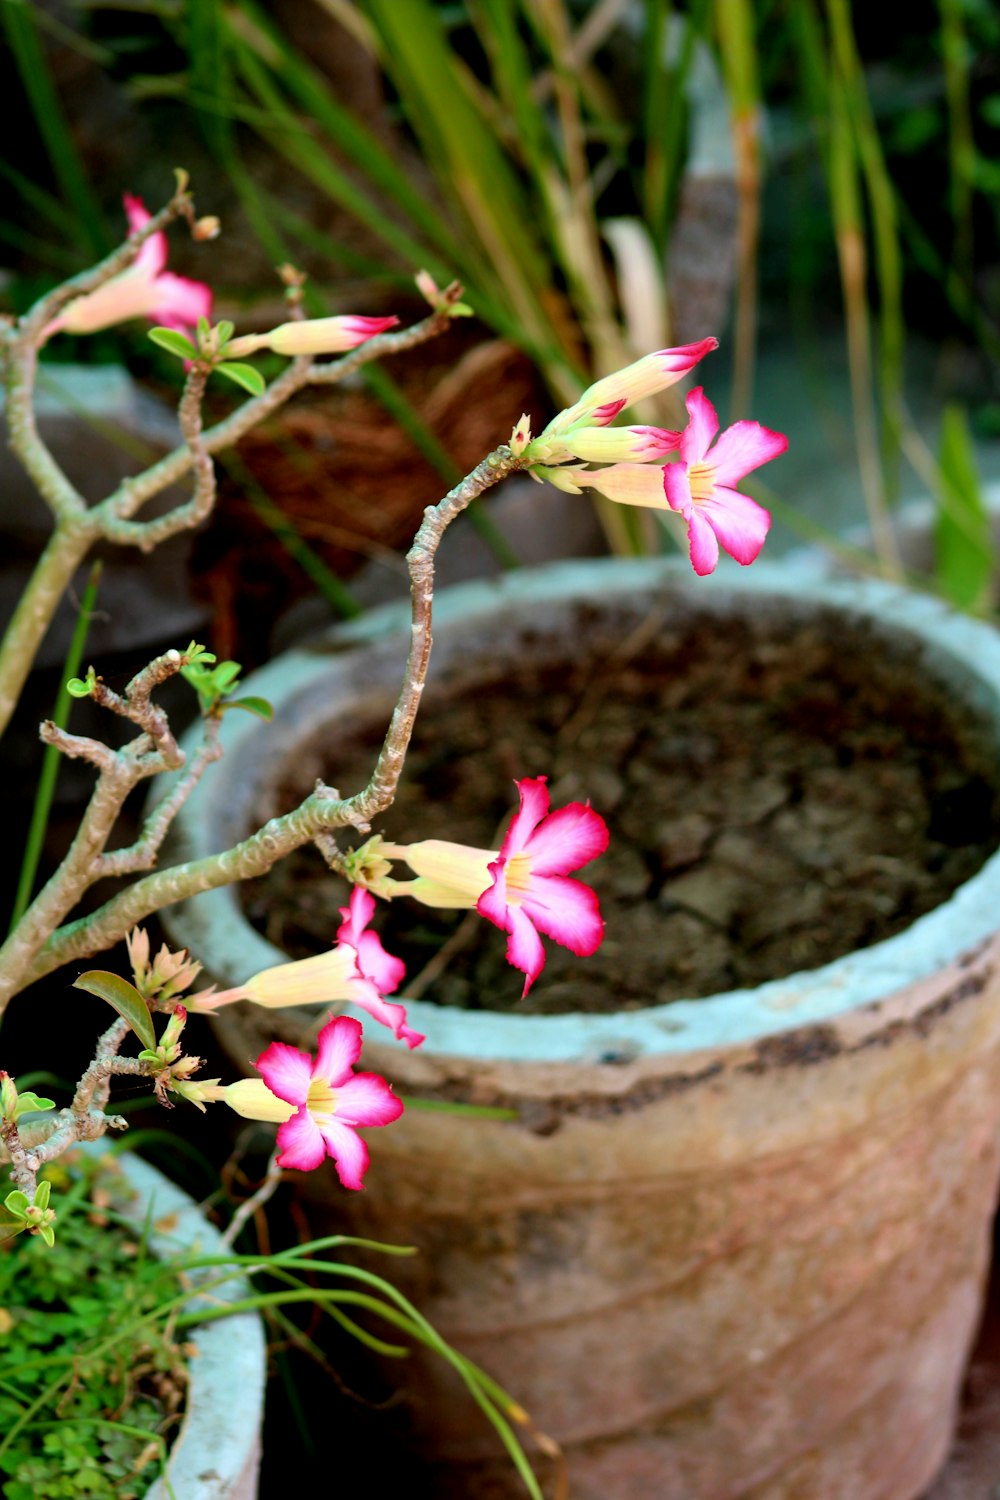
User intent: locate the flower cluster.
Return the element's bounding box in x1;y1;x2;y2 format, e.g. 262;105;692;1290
518;340;788;576
0;182;790;1214
179;777;609;1185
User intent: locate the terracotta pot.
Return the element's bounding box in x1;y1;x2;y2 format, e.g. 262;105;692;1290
160;558;1000;1499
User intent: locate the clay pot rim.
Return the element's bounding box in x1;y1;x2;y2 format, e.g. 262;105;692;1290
162;557;1000;1065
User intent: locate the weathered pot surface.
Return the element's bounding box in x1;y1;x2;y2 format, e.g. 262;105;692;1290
161;559;1000;1499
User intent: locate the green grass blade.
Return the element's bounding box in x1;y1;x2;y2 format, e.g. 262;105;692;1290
932;403;995;612
1;0;108;256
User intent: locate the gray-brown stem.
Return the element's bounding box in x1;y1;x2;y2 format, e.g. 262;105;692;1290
19;446;524;990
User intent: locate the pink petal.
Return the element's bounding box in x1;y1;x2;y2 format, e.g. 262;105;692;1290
316;1119;370;1191
354;929;406;993
662;460;694;517
501;777;550;857
123;194;167;278
679;387;719;465
334;1072;405;1128
503;904;547;997
476;856;511;931
684;509;721;576
708;420;789;487
152;271;213;331
314;1015;364;1085
347;977;425;1049
589;397;628;426
338;885;375;945
658;336;719;372
699;487;771;566
339;314;401;345
276;1108;327;1171
256;1041;313;1106
521;874;605;956
523;802;609;875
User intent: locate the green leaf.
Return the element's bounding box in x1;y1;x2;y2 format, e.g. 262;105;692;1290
221;695;274;720
933;403;995;611
215;360;266;396
4;1191;30;1218
147;327;198;360
13;1091;55;1118
216;318;235;345
33;1180;51;1211
71;972;157;1053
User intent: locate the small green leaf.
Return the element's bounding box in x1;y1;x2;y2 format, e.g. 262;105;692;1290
216;318;235;345
215;361;266;397
148;327;198;360
13;1091;55;1118
72;971;157;1052
137;1048;163;1065
4;1190;30;1218
38;1222;56;1247
65;677;90;697
222;695;274;720
33;1179;51;1211
196;314;212;342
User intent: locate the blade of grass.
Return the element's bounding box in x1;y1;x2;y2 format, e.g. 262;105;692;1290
826;54;901;580
940;0;975;313
825;0;905;502
1;0;108;256
716;0;761;419
9;562;102;933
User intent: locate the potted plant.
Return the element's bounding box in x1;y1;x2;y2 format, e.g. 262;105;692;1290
2;182;616;1497
0;1142;266;1500
156;539;1000;1500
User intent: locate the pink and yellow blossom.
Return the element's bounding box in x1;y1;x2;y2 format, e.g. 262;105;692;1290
256;1016;404;1187
389;777;609;996
663;387;787;576
44;195;212;342
543;338;717;437
223;314;399;360
188;886;423;1049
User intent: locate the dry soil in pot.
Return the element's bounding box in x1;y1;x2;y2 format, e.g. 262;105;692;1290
242;600;1000;1012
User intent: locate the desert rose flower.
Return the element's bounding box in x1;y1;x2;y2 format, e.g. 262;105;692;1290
519;339;714;468
386;776;609;996
188;885;423;1049
256;1016;404;1187
662;386;788;576
44;194;212;341
542;337;718;437
223;314;399;360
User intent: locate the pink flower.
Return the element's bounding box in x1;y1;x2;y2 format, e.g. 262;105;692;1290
336;887;424;1048
663;387;788;576
546;338;718;436
224;314;400;360
188;886;423;1049
478;777;609;996
382;780;609;995
45;195;212;341
256;1015;403;1187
